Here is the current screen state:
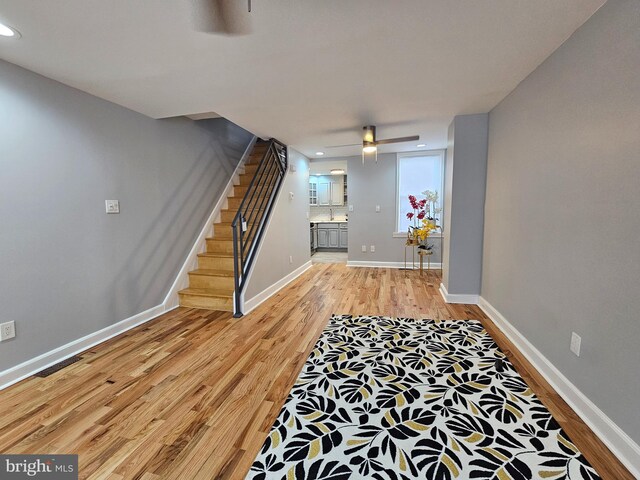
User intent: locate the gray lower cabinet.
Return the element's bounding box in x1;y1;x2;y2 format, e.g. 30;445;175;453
328;229;339;247
317;229;329;247
339;229;348;248
316;223;347;249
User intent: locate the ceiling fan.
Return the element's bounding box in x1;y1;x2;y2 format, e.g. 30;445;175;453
326;126;420;163
190;0;253;36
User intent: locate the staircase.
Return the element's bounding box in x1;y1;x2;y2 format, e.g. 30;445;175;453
178;139;287;313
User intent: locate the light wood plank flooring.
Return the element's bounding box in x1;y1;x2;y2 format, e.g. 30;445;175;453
0;265;632;479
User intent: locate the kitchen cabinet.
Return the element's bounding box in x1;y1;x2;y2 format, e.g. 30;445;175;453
316;222;348;250
330;178;344;206
318;182;331;206
328;229;340;247
317;228;329;247
339;227;348;248
311;175;345;206
309;183;318;206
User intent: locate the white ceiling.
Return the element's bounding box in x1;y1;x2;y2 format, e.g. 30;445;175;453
0;0;604;158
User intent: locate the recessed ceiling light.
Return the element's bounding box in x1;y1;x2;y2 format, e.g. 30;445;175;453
417;144;426;148
315;151;324;156
0;22;20;38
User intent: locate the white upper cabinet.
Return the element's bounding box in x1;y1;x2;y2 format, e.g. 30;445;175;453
310;175;346;206
317;181;331;205
330;177;344;206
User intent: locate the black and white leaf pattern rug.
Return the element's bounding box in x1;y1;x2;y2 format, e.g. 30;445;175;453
247;315;600;480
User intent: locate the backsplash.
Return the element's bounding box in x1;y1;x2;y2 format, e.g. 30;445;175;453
310;206;348;222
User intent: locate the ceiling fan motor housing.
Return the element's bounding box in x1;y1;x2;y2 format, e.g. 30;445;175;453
363;125;376;149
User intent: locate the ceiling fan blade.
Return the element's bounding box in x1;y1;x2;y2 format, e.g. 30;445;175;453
375;135;420;145
191;0;252;35
324;143;361;148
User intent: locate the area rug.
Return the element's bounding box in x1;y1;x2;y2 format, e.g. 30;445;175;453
247;315;600;480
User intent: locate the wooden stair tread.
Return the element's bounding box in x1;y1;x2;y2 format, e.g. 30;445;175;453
189;269;234;277
198;252;233;258
214;221;258;228
178;288;233;298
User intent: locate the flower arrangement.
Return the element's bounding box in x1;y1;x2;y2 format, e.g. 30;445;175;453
406;190;441;250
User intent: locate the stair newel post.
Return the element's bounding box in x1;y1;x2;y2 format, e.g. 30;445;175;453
232;218;242;317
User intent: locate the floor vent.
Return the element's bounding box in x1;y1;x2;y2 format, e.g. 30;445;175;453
34;356;83;377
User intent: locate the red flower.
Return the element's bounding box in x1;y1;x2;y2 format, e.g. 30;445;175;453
417;211;426;220
408;195;418;209
406;212;414;220
418;199;427;208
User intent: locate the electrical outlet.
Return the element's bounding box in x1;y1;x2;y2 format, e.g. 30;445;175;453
289;255;293;264
361;245;367;253
105;200;120;214
0;321;16;341
349;205;354;212
370;245;375;253
570;332;581;356
375;205;381;213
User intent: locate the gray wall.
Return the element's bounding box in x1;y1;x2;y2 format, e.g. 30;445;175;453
244;148;311;300
345;154;442;265
0;60;252;370
442;114;488;295
482;0;640;443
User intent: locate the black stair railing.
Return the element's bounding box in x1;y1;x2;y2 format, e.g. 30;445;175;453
231;139;287;317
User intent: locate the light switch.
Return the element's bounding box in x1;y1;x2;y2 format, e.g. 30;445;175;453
289;192;294;200
349;205;354;212
105;200;120;214
375;205;381;213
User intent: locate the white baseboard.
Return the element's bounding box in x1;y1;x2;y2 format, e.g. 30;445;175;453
0;304;175;390
242;261;313;315
478;296;640;478
347;261;442;269
163;136;257;309
439;282;479;304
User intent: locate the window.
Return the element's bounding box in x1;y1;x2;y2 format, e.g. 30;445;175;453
396;150;445;234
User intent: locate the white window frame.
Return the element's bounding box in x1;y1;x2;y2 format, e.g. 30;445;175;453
394;149;445;237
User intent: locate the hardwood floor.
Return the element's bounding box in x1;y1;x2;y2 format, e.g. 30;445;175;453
0;265;632;479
